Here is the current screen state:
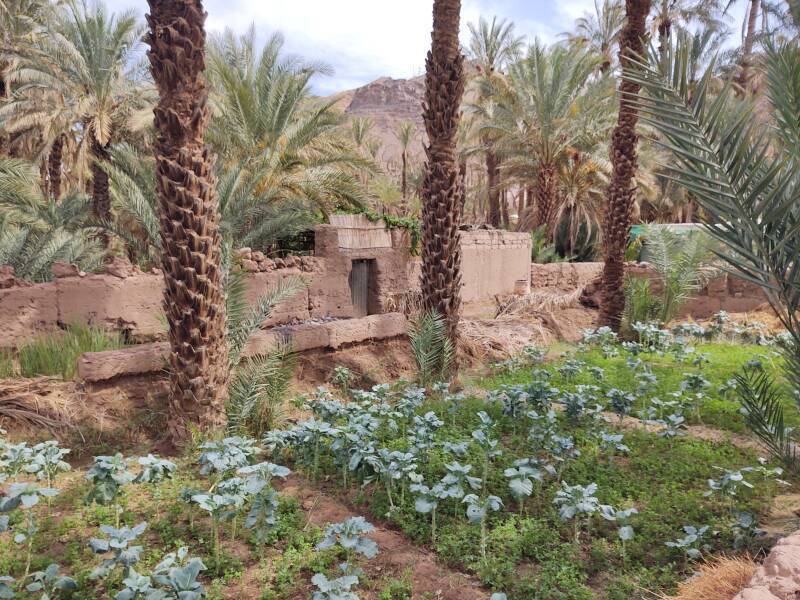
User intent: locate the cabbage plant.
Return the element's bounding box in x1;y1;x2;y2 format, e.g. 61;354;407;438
462;493;503;560
89;522;147;580
317;517;378;575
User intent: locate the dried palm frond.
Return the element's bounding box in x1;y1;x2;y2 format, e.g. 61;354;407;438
0;377;75;430
661;555;756;600
494;286;585;318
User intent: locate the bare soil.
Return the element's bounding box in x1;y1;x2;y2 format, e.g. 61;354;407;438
277;474;486;600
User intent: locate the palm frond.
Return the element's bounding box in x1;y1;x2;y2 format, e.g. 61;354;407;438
735;366;798;471
226;273;308;366
226;342;295;437
627;37;800;392
409;311;455;386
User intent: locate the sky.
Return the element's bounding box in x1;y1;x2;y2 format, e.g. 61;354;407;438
114;0;744;95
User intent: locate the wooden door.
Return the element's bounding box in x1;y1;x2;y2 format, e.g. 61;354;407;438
349;259;369;317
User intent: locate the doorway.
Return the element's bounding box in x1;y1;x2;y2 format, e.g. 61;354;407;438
349;259;377;317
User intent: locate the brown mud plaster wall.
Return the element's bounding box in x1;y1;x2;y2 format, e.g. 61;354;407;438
0;218;535;348
0;264;323;348
460;230;532;302
531;262;769;319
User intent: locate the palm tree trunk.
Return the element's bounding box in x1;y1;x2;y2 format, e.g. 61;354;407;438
736;0;760;93
500;188;509;228
48;134;64;202
0;70;7;156
39;158;49;199
90;138;111;220
599;0;652;330
420;0;465;346
146;0;229;443
532;162;558;234
485;146;501;227
401;150;408;200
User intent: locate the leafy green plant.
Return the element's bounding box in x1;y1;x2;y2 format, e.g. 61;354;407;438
409;475;448;544
598;506;637;558
198;437;261;478
665;525;709;560
22;441;70;492
462;493;503;560
317;516;378;574
134;455;176;484
311;573;359;600
408;311;454;386
114;547;206;600
553;482;601;541
238;461;291;543
24;563;76;599
0;482;59;582
331;366;355;395
89;522;147;579
85;454;134;506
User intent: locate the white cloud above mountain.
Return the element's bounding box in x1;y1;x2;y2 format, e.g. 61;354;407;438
115;0;742;95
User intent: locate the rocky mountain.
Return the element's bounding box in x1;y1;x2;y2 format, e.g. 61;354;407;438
328;75;428;169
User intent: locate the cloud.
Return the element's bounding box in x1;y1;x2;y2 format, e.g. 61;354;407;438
114;0;747;94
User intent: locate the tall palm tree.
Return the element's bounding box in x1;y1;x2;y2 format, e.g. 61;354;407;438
0;0;53;157
420;0;466;346
567;0;626;71
146;0;229;442
1;1;146;222
736;0;762;90
394;121;415;206
483;43;603;236
650;0;724;57
467;16;523;227
599;0;652;330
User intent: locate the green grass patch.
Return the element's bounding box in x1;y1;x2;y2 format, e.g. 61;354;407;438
17;322;127;379
476;342;795;433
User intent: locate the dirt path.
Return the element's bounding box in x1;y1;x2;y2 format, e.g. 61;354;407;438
278;475;487;600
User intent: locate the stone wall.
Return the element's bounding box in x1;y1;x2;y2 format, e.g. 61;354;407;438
531;262;769;319
0;261;319;348
734;531;800;599
76;313;409;383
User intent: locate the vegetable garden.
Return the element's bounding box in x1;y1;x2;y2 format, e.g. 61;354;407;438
1;314;795;599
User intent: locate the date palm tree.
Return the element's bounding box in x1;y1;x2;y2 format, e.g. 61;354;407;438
1;1;147;222
394;121;415;207
420;0;466;348
97;143;312;268
146;0;229;442
0;156;102;280
207;28;368;216
599;0;652;330
467;16;523;227
483;43;602;236
566;0;626;71
0;0;53;157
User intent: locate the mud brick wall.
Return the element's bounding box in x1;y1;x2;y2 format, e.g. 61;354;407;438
0;218;537;348
457;230;532;302
530;262;768;318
